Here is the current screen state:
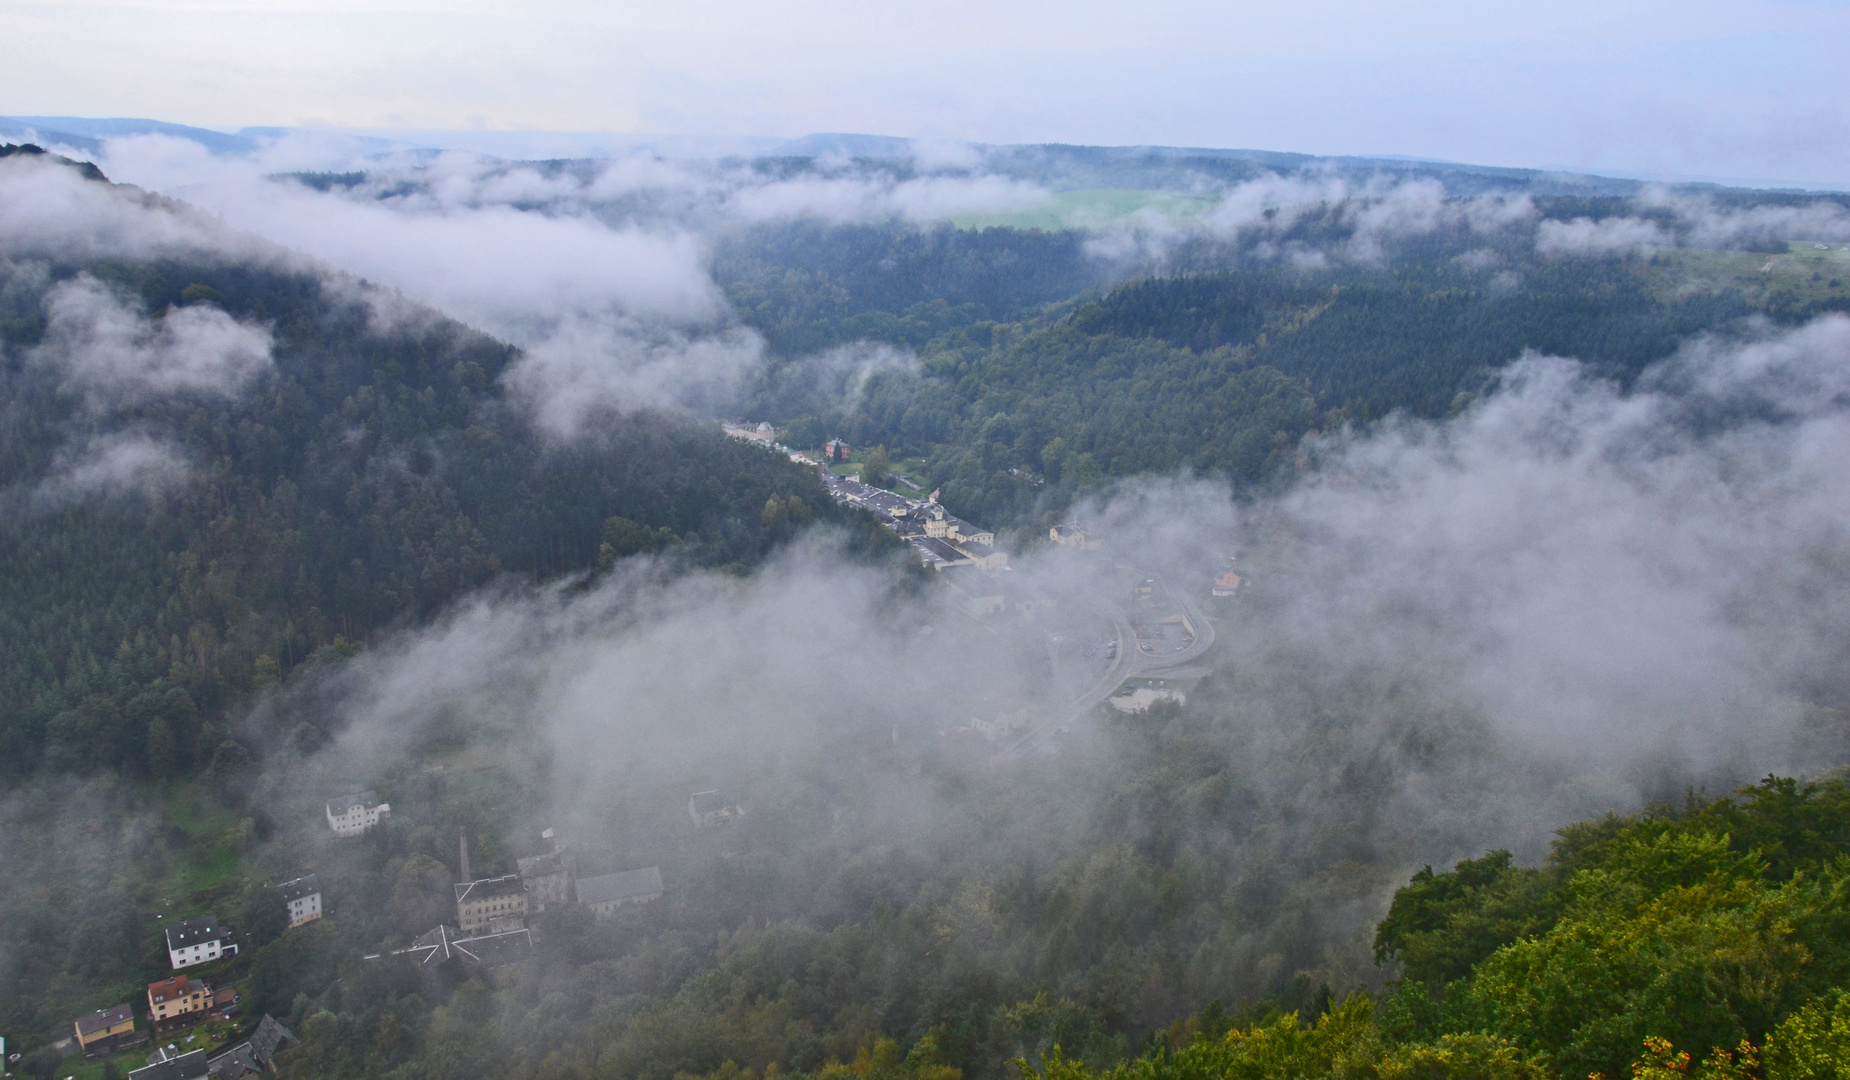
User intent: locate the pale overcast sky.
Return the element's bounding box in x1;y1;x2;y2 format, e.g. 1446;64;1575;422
4;0;1847;186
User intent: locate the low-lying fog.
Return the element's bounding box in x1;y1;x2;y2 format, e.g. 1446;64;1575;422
4;140;1850;1011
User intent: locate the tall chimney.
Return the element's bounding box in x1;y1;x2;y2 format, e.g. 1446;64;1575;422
459;828;472;882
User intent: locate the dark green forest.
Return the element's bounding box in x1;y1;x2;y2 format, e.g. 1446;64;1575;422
7;147;1850;1080
721;214;1849;529
0;154;857;783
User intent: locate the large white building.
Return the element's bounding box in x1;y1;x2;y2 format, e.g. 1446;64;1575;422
325;792;390;836
165;917;236;970
276;874;322;927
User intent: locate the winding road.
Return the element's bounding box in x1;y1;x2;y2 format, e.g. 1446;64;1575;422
996;570;1216;757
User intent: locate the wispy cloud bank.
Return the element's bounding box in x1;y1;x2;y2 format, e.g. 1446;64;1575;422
1533;215;1669;255
251;314;1850;911
1245;315;1850;784
0;149;276;265
30;273;273;405
32;431;190;505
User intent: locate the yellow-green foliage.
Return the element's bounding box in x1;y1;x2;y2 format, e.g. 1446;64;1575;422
1029;778;1850;1080
1765;991;1850;1080
817;1035;962;1080
1015;998;1545;1080
1371;1035;1550;1080
1623;1036;1759;1080
1469;830;1841;1079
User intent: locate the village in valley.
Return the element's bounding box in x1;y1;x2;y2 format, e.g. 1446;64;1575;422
41;784;750;1080
19;426;1235;1080
722;421;1231;748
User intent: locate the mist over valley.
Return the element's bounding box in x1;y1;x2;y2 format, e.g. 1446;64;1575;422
3;113;1850;1080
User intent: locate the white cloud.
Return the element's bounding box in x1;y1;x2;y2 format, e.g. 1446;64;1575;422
1534;215;1667;255
506;319;768;436
30;274;273;404
0;149;277;266
83;135;1059;427
33;432;190;505
1257;315;1850;766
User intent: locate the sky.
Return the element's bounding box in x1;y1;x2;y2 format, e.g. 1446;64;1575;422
5;0;1850;187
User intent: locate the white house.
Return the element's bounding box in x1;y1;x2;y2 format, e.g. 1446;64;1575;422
276;874;322;928
325;792;390;837
166;917;236;970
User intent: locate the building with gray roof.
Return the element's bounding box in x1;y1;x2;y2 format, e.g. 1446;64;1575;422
275;874;322;928
164;917;234;970
324;791;389;836
398;924;533;968
131;1048;207;1080
577;867;664;916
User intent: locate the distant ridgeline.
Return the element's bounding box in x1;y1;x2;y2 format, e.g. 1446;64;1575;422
0;141;106;180
258;144;1850;533
0;146;848;781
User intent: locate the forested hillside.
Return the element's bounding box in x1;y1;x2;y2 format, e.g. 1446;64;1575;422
723;207;1850;529
6;141;1850;1080
1024;775;1850;1080
0;148;844;781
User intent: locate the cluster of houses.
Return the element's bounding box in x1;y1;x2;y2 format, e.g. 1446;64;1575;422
50;783;743;1074
723;425;1017;614
324;785;744;970
375;790;741;971
72;984;295;1080
124;1015;298;1080
63;866;320;1072
58;798;361;1073
68;873;318;1066
819;474;1028;617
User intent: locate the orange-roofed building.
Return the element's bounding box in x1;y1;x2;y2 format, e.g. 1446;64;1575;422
147;975;211;1032
1212;571;1242;597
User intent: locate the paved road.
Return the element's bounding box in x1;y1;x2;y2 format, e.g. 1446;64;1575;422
995;570;1216;758
1141;576;1216;674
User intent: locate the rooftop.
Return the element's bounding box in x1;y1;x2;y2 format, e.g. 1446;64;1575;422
148;975;194;1003
165;918;223;950
688;790;736;816
516;852;567;879
404;924;534;968
129;1049;207;1080
247;1015;299;1065
205;1044;259;1080
859;489;912;515
276;874;319;902
576;867;664;905
940;564;1002;596
325;791;380;814
914;537;970;565
76;1003;135;1036
454;875;527;903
